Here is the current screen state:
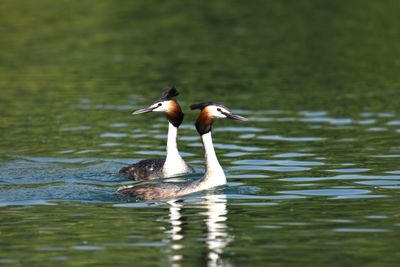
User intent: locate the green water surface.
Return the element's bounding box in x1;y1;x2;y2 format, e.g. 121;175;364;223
1;1;400;266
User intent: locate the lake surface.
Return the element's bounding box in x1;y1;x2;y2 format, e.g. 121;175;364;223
1;1;400;266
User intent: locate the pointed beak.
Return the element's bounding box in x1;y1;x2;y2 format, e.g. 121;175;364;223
132;106;154;115
226;113;248;121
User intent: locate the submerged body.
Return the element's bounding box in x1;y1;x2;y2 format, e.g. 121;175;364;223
118;132;225;199
119;87;194;180
119;158;165;180
118;179;202;200
118;103;247;200
119;123;194;180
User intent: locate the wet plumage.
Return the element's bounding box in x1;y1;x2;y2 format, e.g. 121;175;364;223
117;102;247;200
119;159;165;180
119;87;195;180
118;180;201;200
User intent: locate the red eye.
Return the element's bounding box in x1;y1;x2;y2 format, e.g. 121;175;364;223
217;108;222;112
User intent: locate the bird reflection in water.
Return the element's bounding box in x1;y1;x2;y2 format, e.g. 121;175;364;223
165;193;233;267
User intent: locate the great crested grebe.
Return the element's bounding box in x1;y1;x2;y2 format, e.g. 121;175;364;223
117;102;247;200
119;87;194;180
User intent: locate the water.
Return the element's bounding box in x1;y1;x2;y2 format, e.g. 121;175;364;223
1;1;400;266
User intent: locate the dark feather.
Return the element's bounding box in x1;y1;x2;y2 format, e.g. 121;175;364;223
165;99;184;127
118;180;199;200
190;102;216;110
160;87;179;100
119;158;165;180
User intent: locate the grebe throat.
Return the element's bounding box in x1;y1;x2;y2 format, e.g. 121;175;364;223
162;122;189;177
200;132;226;187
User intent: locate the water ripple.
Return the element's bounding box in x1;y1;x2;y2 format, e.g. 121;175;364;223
272;153;315;158
257;135;325;142
231;165;311;172
334;228;389;233
278;189;371;196
234;159;324;166
326;168;370;173
281;174;400;182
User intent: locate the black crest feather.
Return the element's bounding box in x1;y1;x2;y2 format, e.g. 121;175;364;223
190;102;217;110
160;87;179;100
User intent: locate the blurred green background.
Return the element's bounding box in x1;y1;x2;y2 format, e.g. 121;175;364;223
1;0;400;158
1;1;400;266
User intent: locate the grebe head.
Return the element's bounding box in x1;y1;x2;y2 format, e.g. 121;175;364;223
133;87;179;114
190;102;247;135
133;87;184;127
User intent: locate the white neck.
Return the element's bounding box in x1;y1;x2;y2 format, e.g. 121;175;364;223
166;122;180;156
200;132;226;188
163;122;189;177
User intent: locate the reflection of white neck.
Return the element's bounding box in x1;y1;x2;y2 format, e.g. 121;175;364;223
205;194;231;267
163;123;188;177
165;195;232;267
200;132;226;188
168;200;183;241
167;200;184;266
